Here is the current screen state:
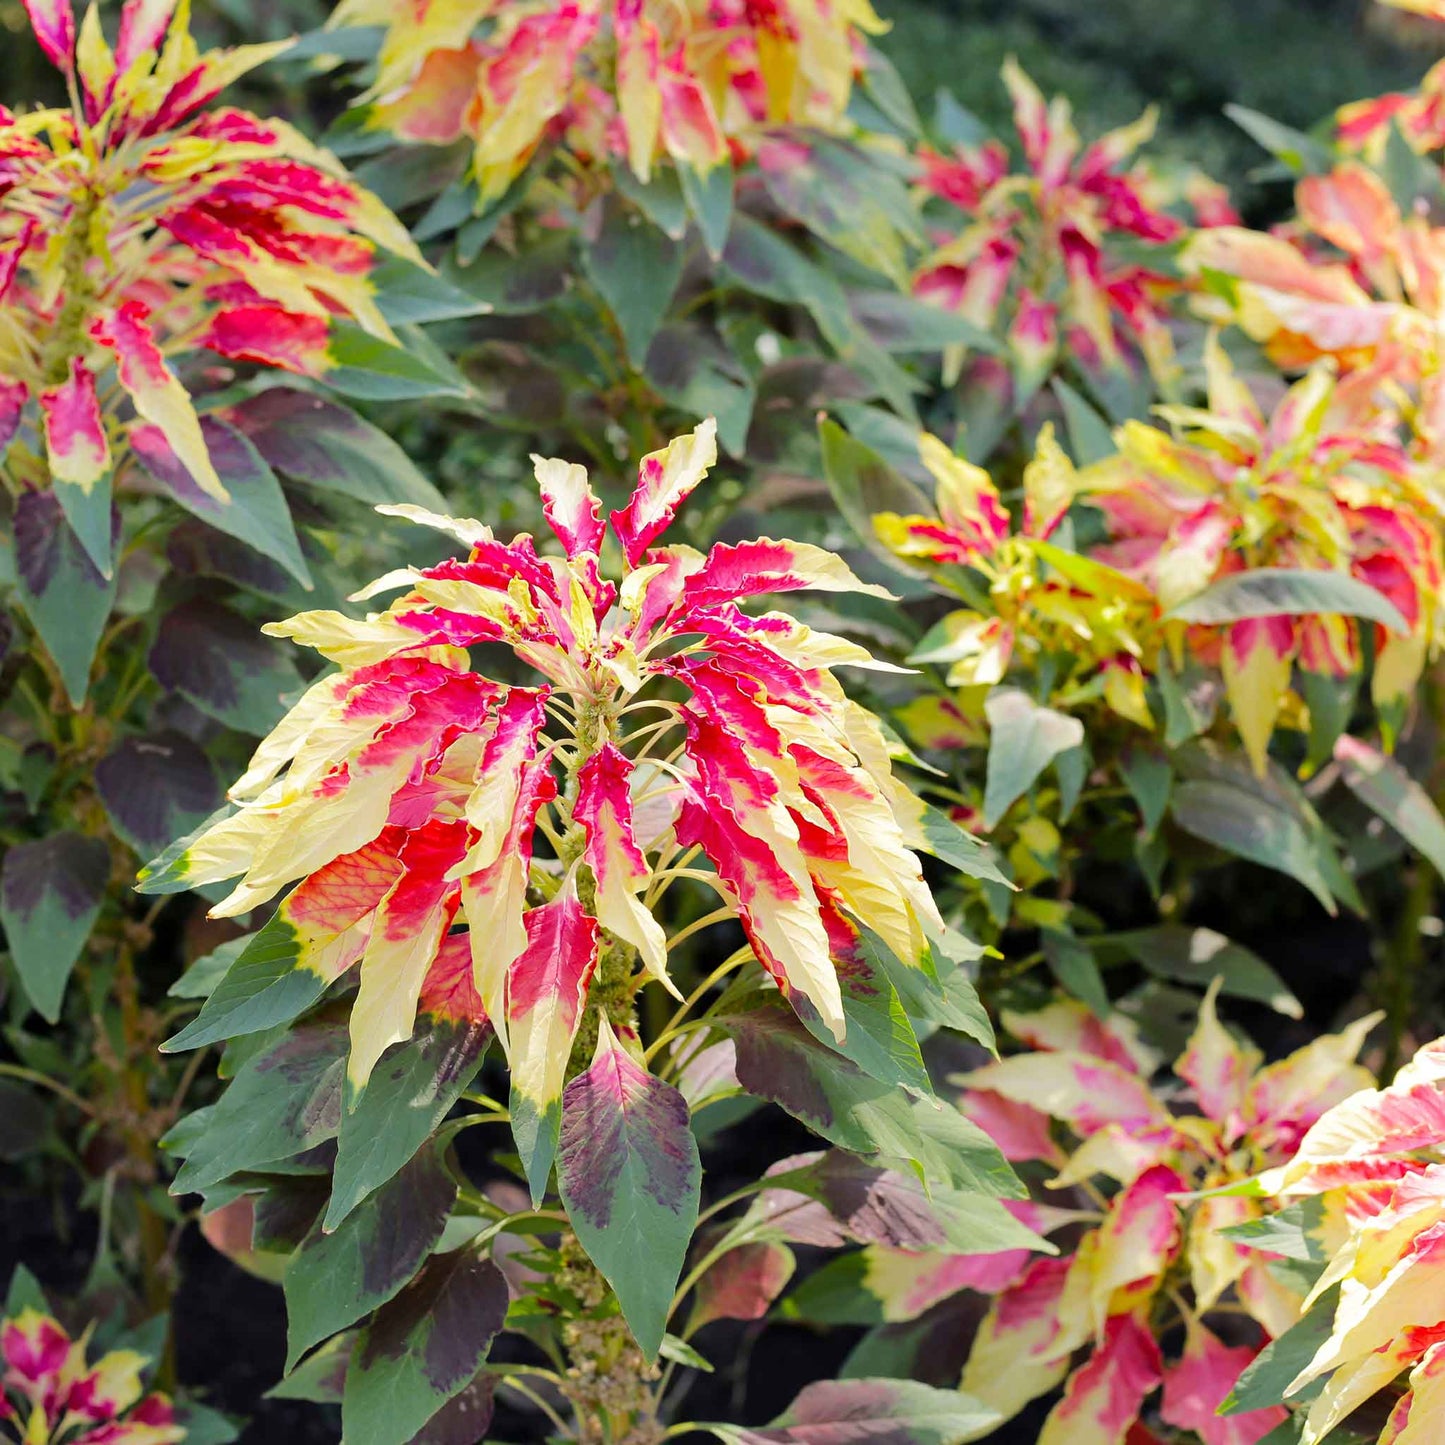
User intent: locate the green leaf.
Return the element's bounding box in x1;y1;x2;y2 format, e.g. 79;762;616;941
327;1014;491;1230
13;490;117;707
910;802;1011;887
171;1404;241;1445
163;912;329;1053
702;1378;1000;1445
1221;1286;1338;1415
848;290;1001;354
726;219;918;417
132;418;311;589
581;194;683;367
285;1146;456;1369
644;326;756;455
0;832;109;1022
795;932;930;1095
1043;930;1109;1018
1224;104;1334;175
268;1334;352;1404
982;688;1085;828
168;1023;347;1193
718;998;1021;1199
1166;568;1407;633
680;160;734;259
756;136;918;289
1052;379;1116;465
53;467;115;578
5;1264;48;1316
612;162;688;239
369;253;489;325
440;231;572;315
1120;742;1173;838
1301;670;1357;774
1220;1197;1331;1262
818;417;934;566
858;46;922;137
169;936;251;1002
556;1018;701;1360
1104;924;1301;1017
325;322;471;401
1170;744;1348;913
1335;735;1445;883
226;390;446;511
877;936;995;1052
1156;651;1221;747
342;1251;508;1445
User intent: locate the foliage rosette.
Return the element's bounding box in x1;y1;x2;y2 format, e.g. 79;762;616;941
0;1303;182;1445
0;0;435;527
329;0;888;198
141;416;970;1214
1076;342;1445;768
1239;1032;1445;1443
927;986;1377;1444
914;59;1238;414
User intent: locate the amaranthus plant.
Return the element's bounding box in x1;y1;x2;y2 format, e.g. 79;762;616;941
1;0;436;551
330;0;889;197
0;1281;183;1445
948;987;1377;1444
913;59;1225;408
140;418;1023;1442
1225;1028;1445;1443
0;0;467;1327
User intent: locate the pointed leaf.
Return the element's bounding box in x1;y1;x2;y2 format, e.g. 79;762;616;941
324;322;471;401
13;489;117;707
225;390;445;510
1166;568;1407;632
0;832;109;1022
132;417;311;588
582;193;683;366
558;1018;701;1360
1335;735;1445;882
719;998;1021;1197
168;1022;347;1193
328;1013;491;1230
982;689;1085;828
285;1145;456;1369
342;1250;508;1445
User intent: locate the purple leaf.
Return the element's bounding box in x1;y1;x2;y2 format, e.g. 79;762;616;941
557;1017;700;1360
13;490;118;706
285;1145;457;1369
149;598;301;734
225;389;444;510
704;1377;1001;1443
0;832;109;1021
94;730;220;857
132;416;311;588
343;1250;508;1445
